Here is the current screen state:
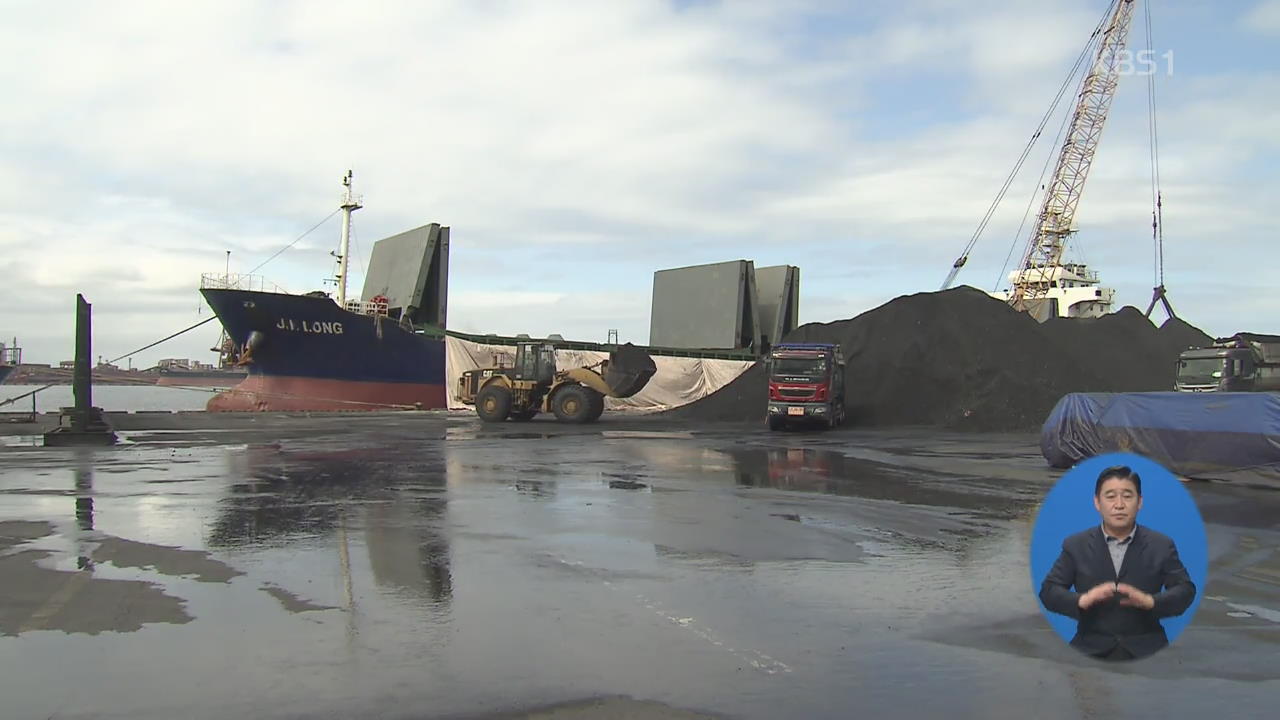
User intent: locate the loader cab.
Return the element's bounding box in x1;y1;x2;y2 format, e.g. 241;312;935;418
513;342;557;385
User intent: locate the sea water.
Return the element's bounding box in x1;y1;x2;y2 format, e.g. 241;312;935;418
0;384;216;414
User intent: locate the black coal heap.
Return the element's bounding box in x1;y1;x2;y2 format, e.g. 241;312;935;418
670;287;1212;432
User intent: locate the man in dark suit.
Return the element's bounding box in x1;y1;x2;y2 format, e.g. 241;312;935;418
1039;465;1197;661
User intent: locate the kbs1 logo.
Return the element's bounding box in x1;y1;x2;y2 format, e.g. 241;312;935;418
1115;49;1175;76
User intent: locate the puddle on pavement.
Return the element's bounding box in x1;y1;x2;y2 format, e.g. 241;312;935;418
0;519;54;551
210;444;446;545
260;584;337;613
601;430;697;440
476;696;721;719
0;521;194;636
1;439;460;636
0;549;194;636
727;446;1035;518
209;444;455;607
92;537;243;583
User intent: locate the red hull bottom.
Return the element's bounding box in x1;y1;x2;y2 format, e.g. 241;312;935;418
207;375;447;412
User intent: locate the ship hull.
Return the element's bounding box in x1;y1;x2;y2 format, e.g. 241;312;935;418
155;370;247;388
200;288;446;412
0;365;12;385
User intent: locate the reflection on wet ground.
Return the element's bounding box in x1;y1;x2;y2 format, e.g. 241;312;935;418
0;417;1277;719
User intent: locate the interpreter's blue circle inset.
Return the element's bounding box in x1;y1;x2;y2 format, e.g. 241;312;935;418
1029;452;1208;654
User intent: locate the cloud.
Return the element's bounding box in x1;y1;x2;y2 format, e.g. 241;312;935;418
1243;1;1280;34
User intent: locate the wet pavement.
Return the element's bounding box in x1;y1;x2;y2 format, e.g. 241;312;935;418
1;413;1278;719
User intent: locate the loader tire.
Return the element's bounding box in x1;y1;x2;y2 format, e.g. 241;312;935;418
476;384;512;422
552;384;594;423
585;390;606;423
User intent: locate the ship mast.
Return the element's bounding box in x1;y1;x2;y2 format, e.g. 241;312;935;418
336;170;363;308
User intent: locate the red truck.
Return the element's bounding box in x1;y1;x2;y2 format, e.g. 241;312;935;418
766;343;847;430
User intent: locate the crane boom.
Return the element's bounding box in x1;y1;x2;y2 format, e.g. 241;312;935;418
1009;0;1137;311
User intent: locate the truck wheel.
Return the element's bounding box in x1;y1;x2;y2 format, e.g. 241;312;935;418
476;384;512;422
552;384;594;423
510;409;537;421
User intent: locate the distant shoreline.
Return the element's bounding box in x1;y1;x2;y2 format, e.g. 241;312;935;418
3;365;245;387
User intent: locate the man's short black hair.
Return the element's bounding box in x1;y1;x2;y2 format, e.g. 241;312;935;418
1095;465;1142;496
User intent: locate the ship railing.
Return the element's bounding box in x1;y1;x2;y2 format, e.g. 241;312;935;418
1060;264;1101;283
345;299;390;317
200;273;289;294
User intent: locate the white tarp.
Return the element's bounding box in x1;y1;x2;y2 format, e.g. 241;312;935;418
445;336;754;412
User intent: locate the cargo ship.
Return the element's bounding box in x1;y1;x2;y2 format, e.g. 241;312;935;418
200;173;450;411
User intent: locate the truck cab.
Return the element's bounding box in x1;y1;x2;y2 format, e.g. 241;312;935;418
1175;348;1248;392
765;343;846;430
1176;333;1280;393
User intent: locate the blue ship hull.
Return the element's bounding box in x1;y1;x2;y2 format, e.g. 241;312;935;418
200;288;446;411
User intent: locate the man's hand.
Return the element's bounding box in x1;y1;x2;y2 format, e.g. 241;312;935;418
1078;581;1117;610
1116;583;1155;610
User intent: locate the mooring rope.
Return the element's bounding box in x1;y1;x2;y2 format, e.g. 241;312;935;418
107;317;217;365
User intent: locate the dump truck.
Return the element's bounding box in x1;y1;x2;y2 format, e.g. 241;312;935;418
458;341;657;423
765;342;846;430
1175;333;1280;392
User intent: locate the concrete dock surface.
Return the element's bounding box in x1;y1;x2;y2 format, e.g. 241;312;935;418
1;413;1278;719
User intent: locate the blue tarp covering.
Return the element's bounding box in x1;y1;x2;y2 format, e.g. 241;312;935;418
1041;392;1280;478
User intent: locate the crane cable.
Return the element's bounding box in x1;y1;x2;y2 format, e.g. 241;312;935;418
992;9;1114;291
1145;0;1165;289
994;79;1081;292
107;317;218;365
946;0;1118;289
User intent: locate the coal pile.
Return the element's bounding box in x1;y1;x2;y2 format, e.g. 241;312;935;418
670;287;1213;432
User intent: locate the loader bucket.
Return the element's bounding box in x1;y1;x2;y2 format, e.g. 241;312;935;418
602;343;657;398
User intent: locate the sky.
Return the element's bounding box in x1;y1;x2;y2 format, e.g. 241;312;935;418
2;0;1277;367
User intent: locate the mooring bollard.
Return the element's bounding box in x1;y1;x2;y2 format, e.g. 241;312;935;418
44;294;117;447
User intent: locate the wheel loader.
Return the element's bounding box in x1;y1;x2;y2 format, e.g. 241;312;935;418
458;342;657;423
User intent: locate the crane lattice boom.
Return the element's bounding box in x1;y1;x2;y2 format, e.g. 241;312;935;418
1010;0;1137;309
